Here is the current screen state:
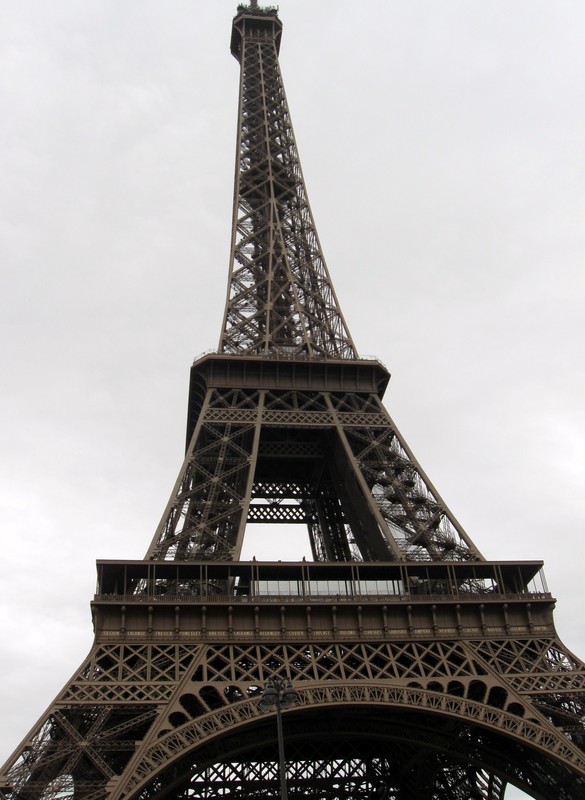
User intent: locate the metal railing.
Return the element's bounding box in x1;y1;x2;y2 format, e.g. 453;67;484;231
192;348;388;370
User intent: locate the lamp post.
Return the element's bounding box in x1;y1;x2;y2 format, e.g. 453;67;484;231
258;678;299;800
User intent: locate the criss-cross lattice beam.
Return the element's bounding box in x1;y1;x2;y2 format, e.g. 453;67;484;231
152;754;505;800
326;392;482;562
146;388;263;561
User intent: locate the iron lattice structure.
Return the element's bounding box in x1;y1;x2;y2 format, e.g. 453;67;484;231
219;7;356;360
2;4;585;800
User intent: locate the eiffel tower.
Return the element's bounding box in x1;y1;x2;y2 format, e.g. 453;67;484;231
2;3;585;799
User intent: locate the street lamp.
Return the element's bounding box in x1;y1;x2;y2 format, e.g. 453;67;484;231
258;678;299;800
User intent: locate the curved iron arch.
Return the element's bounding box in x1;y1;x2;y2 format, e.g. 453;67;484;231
113;683;585;800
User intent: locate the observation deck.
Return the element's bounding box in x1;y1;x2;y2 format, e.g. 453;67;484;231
92;559;554;644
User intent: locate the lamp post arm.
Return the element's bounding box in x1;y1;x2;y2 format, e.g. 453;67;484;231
275;698;288;800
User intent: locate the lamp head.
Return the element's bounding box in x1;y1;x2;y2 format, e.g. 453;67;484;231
258;680;278;711
281;680;299;709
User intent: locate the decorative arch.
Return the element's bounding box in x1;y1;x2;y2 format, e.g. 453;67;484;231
113;683;585;800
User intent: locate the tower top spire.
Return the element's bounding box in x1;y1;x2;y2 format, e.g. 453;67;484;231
235;1;278;15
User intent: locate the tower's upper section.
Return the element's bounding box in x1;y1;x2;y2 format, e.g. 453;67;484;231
230;4;282;60
219;3;358;360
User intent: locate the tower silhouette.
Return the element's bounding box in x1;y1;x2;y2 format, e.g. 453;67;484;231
2;4;585;799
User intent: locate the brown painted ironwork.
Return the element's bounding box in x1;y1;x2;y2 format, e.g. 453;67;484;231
2;4;584;800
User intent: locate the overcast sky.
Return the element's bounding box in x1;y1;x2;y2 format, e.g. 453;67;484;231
1;2;584;796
